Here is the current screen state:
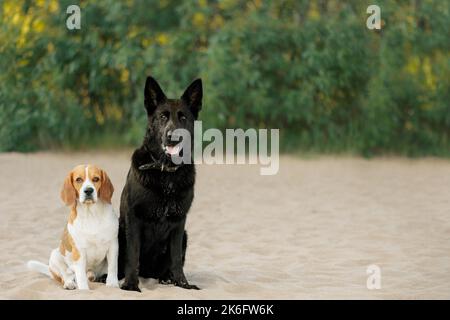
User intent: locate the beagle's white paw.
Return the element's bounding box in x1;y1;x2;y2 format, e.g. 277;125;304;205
63;280;76;290
106;277;119;288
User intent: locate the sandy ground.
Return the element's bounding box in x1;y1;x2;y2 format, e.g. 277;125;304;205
0;151;449;299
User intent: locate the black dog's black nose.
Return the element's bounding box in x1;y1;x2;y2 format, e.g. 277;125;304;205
166;130;182;144
84;187;94;195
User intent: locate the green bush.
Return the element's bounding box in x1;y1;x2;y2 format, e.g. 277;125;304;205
0;0;448;155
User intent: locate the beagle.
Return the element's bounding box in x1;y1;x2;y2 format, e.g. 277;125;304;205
27;164;119;290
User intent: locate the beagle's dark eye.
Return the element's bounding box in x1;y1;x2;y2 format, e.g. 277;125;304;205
76;177;83;183
92;177;100;183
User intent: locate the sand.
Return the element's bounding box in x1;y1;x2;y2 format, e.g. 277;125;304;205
0;151;449;299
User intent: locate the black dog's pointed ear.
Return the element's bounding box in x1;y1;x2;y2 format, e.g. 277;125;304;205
181;78;202;119
144;76;167;115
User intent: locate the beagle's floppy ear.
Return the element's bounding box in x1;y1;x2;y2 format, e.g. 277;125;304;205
99;170;114;204
60;172;76;206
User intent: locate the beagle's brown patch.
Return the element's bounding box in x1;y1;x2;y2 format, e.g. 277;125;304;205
59;225;80;261
89;165;114;204
49;268;64;285
60;165;85;206
87;270;95;282
68;205;77;225
71;241;81;261
60;226;71;255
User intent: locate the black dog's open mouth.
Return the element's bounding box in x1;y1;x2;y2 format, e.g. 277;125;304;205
164;142;183;157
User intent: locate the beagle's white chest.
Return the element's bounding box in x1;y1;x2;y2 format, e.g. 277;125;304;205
68;201;118;268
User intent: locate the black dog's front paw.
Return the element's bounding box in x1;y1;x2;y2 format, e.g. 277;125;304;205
178;283;200;290
160;277;200;290
121;280;141;292
159;278;174;285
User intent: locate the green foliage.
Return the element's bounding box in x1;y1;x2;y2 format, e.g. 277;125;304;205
0;0;449;155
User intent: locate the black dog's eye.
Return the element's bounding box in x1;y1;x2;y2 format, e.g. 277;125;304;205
160;111;169;121
178;112;186;121
76;177;83;183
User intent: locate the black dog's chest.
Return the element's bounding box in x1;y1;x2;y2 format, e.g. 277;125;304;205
134;193;182;220
161;180;176;195
142;218;174;243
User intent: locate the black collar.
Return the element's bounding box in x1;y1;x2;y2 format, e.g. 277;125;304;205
138;154;180;172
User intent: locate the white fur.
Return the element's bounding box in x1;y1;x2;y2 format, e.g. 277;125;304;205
27;260;51;277
67;200;119;289
27;170;119;290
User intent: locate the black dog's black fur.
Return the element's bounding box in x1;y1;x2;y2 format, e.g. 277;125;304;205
118;77;202;291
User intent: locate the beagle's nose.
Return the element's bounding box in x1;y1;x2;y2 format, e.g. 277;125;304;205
84;187;94;195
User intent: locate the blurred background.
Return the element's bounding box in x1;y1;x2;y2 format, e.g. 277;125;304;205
1;1;450;300
0;0;448;156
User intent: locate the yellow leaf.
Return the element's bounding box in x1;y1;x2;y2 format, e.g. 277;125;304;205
49;1;59;13
308;2;320;20
156;33;169;46
141;38;152;47
210;14;224;29
33;19;45;33
219;0;236;10
18;59;29;67
47;42;55;53
405;121;413;131
404;56;420;75
193;12;205;27
94;105;105;125
120;69;129;83
12;13;20;25
422;57;436;91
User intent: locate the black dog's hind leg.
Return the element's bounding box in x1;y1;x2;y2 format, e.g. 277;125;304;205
159;231;188;284
182;231;187;266
160;222;199;290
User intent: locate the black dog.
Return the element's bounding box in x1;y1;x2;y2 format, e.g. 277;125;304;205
118;76;202;291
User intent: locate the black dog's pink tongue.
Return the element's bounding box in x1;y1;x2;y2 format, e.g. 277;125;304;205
165;144;180;155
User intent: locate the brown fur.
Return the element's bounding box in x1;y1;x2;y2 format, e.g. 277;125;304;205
59;225;80;261
98;169;114;203
60;171;76;206
86;165;114;204
87;271;95;282
71;241;81;261
68;205;77;225
60;226;72;255
49;268;64;284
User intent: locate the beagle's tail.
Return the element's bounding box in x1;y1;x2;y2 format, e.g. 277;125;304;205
27;260;51;277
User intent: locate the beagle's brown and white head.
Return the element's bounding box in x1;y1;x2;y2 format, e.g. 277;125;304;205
61;165;114;206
